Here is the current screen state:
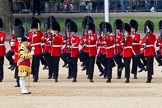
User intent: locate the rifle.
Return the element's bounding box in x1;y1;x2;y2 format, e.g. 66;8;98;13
67;22;71;50
103;23;107;47
121;23;125;49
48;17;53;46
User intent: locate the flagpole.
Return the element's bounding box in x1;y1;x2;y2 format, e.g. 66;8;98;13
104;0;109;22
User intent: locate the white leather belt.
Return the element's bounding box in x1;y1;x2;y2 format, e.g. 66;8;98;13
52;45;62;47
146;45;154;48
86;45;96;47
132;43;140;45
124;46;132;49
100;46;106;48
106;46;114;49
115;44;120;46
72;47;79;48
0;44;4;46
31;43;41;46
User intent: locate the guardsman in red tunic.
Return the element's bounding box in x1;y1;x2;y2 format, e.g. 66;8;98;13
85;22;97;82
66;21;80;82
50;20;63;82
155;20;162;67
143;20;156;83
28;18;43;82
101;22;114;83
79;16;94;71
113;19;125;79
129;19;140;79
61;19;72;71
13;25;25;87
6;18;23;71
96;22;107;77
42;16;56;78
121;23;133;83
0;18;6;82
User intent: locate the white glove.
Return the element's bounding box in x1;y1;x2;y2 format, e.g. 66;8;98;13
91;37;94;41
0;37;3;41
30;51;34;55
10;42;14;46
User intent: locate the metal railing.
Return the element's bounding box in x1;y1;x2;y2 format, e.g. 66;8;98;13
9;0;162;13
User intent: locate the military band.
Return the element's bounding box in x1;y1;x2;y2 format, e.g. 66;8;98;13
1;15;162;92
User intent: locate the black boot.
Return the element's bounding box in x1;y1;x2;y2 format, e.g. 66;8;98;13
106;79;111;83
10;64;15;71
62;63;67;67
72;78;77;82
125;79;129;83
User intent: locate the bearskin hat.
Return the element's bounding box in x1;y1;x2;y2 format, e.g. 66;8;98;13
0;18;3;28
69;21;77;32
102;22;112;33
21;36;28;42
124;23;131;34
65;18;72;27
130;19;138;31
52;20;60;32
158;20;162;30
82;16;94;29
114;19;124;31
14;25;25;37
12;18;23;30
88;22;95;32
99;21;105;32
144;20;154;33
29;16;36;28
46;16;56;29
31;18;41;29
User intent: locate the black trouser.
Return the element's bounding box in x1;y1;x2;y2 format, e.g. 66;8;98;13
134;53;146;69
131;55;138;76
51;56;60;80
124;57;131;80
14;66;19;85
42;51;51;67
61;51;70;65
96;54;106;73
40;55;47;66
78;50;89;67
87;56;95;80
32;55;41;80
69;58;78;79
114;52;124;77
0;56;4;80
33;0;41;15
155;52;162;66
6;50;14;65
106;58;113;80
146;56;154;81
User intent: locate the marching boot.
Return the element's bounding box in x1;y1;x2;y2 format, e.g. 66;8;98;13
43;65;47;70
48;76;52;79
134;75;137;79
33;79;38;82
19;77;31;94
125;79;129;83
67;76;72;79
117;76;121;79
15;78;20;87
72;78;77;82
11;64;15;71
106;79;111;83
90;79;94;83
62;63;67;67
81;66;87;71
8;65;13;69
55;79;58;82
138;67;146;72
0;79;2;82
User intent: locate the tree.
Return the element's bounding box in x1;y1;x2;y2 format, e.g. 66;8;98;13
0;0;13;34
